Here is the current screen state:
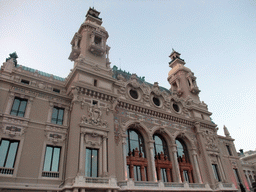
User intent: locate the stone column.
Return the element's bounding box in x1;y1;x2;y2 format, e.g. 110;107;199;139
102;136;107;176
170;144;182;183
195;122;216;184
80;189;85;192
79;133;85;175
5;93;15;114
191;149;203;183
122;137;128;180
149;140;157;182
63;107;69;126
24;98;33;118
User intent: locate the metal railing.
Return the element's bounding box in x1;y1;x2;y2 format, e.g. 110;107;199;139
0;167;14;175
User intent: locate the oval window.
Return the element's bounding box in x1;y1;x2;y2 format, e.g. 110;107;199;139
129;89;138;99
173;103;180;112
153;97;160;106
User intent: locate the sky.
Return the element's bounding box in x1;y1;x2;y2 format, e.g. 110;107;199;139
0;0;255;151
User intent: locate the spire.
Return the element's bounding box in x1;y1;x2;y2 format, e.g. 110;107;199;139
169;49;185;68
223;125;231;137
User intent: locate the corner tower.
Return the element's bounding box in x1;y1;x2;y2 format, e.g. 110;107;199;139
167;50;200;101
69;7;110;69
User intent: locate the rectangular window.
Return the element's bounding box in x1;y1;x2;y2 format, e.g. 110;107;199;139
51;107;64;125
53;88;60;93
183;170;190;182
10;97;28;117
161;168;167;182
94;79;97;87
85;148;98;177
42;146;61;178
226;145;232;156
133;165;142;181
233;168;241;183
21;79;30;84
212;164;221;181
0;139;19;175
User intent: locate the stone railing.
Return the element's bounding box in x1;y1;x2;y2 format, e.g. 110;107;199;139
0;167;14;175
42;171;59;178
73;176;119;190
118;180;212;191
216;182;237;191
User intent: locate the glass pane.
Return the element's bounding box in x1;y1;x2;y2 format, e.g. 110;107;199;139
137;166;141;181
51;147;60;172
51;108;58;123
18;100;27;117
57;109;64;125
156;144;164;155
91;149;98;177
161;168;167;182
130;140;139;152
11;99;20;115
85;149;92;177
212;164;220;181
176;140;184;158
129;130;138;140
5;141;18;168
43;146;53;171
183;170;189;182
0;140;10;167
154;135;162;145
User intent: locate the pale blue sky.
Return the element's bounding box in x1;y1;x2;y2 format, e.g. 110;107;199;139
1;0;255;151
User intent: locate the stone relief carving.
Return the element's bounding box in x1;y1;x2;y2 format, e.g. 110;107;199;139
45;132;66;143
114;119;121;145
81;104;108;128
85;133;102;146
202;129;218;151
2;125;25;137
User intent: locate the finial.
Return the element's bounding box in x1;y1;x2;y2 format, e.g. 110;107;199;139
223;125;230;137
172;48;175;52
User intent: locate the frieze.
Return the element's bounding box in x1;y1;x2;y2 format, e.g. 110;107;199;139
85;133;102;146
116;108;193;132
2;115;29;126
11;86;70;105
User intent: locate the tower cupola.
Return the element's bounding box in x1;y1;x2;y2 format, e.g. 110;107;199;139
68;7;110;70
167;50;200;101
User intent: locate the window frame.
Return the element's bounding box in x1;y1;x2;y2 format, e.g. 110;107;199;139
226;145;232;156
10;97;28;117
85;148;99;178
51;107;64;125
42;145;61;178
0;139;20;171
212;164;221;182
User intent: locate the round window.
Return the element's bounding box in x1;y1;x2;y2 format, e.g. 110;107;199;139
129;89;138;99
153;97;160;106
173;103;180;112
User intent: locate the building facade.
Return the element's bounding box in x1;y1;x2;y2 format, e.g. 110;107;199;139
239;150;256;191
0;8;250;192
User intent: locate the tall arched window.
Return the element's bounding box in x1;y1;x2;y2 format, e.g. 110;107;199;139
153;134;172;182
126;128;148;181
176;138;193;183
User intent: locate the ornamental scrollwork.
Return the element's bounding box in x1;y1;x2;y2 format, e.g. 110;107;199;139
81;104;108;128
202;130;218;151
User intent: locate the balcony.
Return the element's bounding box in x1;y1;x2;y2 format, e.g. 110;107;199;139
0;167;14;175
89;42;105;56
72;176;119;190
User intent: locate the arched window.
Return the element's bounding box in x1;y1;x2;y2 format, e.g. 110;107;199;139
176;138;193;183
126;128;148;181
153;134;172;182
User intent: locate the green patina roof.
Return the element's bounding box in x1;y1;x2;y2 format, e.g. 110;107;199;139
112;65;170;93
16;64;66;82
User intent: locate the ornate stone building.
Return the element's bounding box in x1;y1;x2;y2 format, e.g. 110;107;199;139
239;150;256;191
0;7;250;192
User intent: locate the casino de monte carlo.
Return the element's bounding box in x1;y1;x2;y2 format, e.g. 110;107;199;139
0;7;249;192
